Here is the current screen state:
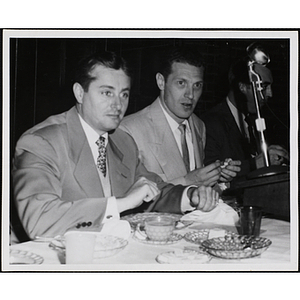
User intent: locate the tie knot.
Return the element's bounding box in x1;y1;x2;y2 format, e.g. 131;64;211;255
96;136;106;147
178;123;186;134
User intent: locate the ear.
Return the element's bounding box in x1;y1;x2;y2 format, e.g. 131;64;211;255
238;82;247;94
156;73;165;91
73;82;84;104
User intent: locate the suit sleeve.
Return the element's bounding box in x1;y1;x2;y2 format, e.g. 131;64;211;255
12;134;108;240
203;116;226;165
132;148;186;215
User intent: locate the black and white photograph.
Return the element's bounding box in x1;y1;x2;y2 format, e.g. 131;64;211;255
2;29;298;275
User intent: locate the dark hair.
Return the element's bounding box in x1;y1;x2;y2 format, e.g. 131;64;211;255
158;46;205;79
228;57;250;90
74;51;132;91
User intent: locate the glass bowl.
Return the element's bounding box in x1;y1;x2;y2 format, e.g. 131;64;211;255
201;235;272;259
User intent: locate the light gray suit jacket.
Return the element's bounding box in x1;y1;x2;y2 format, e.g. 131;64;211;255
120;97;206;185
12;106;185;239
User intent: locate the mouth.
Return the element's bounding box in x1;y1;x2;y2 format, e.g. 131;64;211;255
107;114;121;120
181;102;193;109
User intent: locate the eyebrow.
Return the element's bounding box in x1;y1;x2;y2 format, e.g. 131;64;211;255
99;85;130;90
176;77;203;83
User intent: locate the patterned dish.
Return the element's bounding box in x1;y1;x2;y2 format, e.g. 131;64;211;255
184;229;236;245
184;230;210;244
156;249;211;264
201;235;272;259
122;212;192;230
10;249;44;264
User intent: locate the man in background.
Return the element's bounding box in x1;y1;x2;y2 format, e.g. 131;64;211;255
202;57;289;176
120;46;241;187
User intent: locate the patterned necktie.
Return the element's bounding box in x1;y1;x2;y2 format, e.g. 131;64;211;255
96;136;107;177
178;123;190;172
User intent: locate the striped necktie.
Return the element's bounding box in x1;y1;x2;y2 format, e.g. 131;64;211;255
178;123;190;172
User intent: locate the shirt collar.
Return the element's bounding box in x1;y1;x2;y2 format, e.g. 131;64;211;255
78;113;108;147
158;97;191;133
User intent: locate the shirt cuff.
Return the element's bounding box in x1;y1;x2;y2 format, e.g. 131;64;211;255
102;196;120;223
181;185;197;213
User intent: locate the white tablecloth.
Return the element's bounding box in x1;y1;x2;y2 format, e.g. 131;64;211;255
5;217;297;271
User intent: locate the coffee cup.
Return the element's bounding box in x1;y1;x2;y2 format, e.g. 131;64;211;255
143;216;175;241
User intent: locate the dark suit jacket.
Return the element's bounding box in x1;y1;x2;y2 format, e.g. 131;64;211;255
12;106;185;239
202;100;255;176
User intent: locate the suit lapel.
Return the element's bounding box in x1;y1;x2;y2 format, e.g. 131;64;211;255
107;135;131;196
67;107;104;198
148;98;187;178
223;101;253;158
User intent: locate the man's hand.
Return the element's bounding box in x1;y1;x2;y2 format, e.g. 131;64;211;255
256;144;290;168
268;145;289;165
188;186;219;212
117;177;161;213
185;161;221;186
219;159;242;182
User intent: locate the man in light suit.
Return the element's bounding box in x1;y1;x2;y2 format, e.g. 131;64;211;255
12;51;219;241
202;57;289;176
120;46;241;187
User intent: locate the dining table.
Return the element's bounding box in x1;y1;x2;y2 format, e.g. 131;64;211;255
5;215;297;272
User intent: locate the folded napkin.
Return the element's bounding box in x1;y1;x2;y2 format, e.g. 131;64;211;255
181;200;239;226
100;219;131;240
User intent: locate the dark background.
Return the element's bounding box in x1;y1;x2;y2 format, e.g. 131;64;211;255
10;37;290;153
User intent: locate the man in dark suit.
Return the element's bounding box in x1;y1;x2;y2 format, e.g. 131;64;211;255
12;51;219;240
202;57;289;176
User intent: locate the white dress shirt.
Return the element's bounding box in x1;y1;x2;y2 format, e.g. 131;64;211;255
159;99;196;171
158;98;197;212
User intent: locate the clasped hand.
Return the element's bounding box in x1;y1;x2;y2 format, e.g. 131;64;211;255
188;185;219;212
185;159;241;186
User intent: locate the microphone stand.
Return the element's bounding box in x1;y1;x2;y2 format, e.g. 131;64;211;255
246;46;288;179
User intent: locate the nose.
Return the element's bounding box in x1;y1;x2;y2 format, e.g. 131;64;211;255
111;96;122;110
265;85;273;98
184;86;194;100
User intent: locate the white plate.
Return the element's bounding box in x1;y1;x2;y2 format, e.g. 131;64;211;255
10;249;44;264
156;249;211;264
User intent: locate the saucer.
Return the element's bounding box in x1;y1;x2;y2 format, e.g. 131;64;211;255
133;227;183;245
10;249;44;264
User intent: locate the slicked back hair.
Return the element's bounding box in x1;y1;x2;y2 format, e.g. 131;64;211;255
158;46;205;80
74;51;132;92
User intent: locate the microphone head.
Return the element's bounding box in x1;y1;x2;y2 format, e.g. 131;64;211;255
246;42;270;66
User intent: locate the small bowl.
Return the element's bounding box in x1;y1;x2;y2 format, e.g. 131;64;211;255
201;235;272;259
